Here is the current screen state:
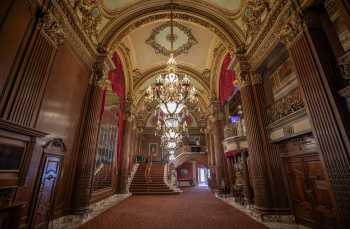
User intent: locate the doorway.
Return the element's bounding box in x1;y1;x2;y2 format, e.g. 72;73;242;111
197;167;208;187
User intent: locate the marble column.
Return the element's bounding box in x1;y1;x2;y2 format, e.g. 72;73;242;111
118;97;135;193
234;56;272;211
71;60;105;213
280;4;350;226
208;99;226;189
251;73;290;211
192;161;197;185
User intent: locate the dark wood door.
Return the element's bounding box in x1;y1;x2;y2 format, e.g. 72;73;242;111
31;154;62;229
283;143;336;228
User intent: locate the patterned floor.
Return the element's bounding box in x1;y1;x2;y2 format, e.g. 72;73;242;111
79;187;267;229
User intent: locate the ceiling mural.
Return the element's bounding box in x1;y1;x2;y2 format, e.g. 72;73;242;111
146;21;198;57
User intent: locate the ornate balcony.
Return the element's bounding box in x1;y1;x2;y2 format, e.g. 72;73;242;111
267;87;305;124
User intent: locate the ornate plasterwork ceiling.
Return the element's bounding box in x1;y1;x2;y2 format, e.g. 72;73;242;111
146;21;198;57
101;0;243;13
122;20;217;73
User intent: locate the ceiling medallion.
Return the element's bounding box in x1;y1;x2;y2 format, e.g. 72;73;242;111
146;21;198;57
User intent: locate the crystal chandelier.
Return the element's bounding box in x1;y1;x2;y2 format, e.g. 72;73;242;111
145;1;198;155
144;2;198;115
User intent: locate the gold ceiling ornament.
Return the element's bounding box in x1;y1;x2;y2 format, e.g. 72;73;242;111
39;10;65;47
145;1;200;150
146;21;198;57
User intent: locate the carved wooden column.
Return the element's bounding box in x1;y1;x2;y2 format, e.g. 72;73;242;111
71;58;106;213
208;99;226;189
234;56;272;211
118;97;135;193
280;4;350;226
251;73;290;211
0;7;65;127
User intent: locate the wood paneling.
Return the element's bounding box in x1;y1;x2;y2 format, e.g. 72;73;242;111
35;44;90;217
280;136;336;228
289;6;350;226
0;0;35;98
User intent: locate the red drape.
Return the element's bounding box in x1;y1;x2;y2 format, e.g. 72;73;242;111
108;53;125;163
219;53;236;105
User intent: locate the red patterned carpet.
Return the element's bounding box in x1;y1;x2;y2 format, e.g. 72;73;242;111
79;187;267;229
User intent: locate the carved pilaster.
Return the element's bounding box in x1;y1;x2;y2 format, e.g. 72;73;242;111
287;4;350;227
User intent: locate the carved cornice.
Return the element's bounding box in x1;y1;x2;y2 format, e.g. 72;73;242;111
246;0;293;69
278;7;305;47
39;9;65;47
52;0;97;68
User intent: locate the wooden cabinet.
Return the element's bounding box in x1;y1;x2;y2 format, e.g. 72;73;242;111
280;136;336;228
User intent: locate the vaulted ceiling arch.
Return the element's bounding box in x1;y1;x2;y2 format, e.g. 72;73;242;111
99;1;245;52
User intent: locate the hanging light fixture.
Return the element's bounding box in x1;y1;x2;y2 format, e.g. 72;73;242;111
145;1;198;153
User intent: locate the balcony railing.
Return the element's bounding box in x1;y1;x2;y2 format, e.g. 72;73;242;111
267;87;305;124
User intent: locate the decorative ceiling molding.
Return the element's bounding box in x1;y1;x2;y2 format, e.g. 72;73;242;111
99;0;244;19
145;21;198;57
52;0;97;69
209;43;227;98
99;2;245;53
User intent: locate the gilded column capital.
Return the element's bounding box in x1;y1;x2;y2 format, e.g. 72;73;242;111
91;45;108;85
39;10;65;47
278;7;305;47
208;98;225;123
125;96;136;123
233;50;252;89
251;72;263;85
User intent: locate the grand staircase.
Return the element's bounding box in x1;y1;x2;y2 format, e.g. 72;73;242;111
130;163;179;195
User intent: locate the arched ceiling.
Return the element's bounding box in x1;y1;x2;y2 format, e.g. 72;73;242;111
101;0;243;13
95;0;245;115
122;19;217;73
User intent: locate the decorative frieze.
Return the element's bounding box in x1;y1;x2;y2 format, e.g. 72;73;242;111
267;87;305;124
242;0;270;42
52;0;97;68
278;8;305;47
